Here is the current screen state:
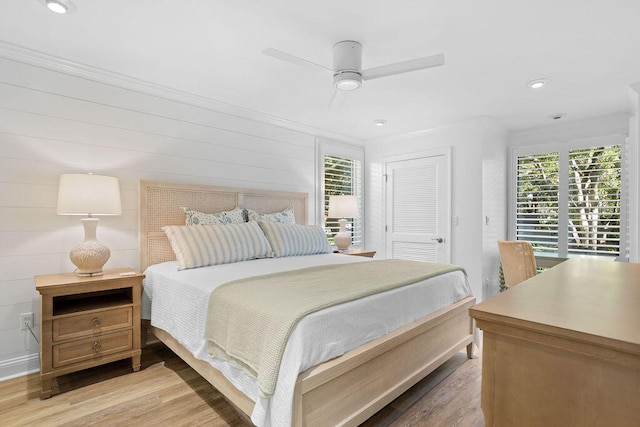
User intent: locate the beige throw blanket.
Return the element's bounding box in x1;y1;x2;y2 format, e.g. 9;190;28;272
205;259;465;397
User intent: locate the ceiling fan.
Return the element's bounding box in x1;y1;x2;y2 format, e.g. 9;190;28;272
263;40;445;93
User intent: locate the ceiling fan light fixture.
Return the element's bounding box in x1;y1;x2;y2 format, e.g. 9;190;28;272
334;71;362;91
263;39;444;96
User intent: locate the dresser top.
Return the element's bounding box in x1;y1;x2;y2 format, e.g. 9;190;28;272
470;259;640;351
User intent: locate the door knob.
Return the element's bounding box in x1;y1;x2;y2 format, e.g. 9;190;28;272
432;237;444;243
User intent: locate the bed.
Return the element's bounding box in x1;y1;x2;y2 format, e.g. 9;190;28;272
139;180;476;427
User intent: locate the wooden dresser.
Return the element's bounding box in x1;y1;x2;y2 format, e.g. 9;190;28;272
470;259;640;426
35;268;144;398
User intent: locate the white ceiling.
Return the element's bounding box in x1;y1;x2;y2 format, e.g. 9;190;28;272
3;0;640;141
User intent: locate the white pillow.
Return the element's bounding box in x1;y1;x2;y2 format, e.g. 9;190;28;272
246;206;295;224
183;206;245;226
257;221;331;257
163;222;273;270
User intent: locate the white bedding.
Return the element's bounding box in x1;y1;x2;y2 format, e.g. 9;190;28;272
141;253;472;427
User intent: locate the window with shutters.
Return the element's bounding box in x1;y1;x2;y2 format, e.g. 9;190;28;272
513;139;625;259
516;152;560;253
324;154;363;247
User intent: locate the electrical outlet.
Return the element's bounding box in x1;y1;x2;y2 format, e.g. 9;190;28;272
20;312;34;330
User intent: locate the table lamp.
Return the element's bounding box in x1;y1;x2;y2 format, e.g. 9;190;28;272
328;195;359;252
56;173;122;276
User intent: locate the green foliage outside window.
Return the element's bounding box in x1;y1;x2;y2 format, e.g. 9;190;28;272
516;145;621;257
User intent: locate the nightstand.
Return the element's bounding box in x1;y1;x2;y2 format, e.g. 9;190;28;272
34;268;144;399
336;249;376;258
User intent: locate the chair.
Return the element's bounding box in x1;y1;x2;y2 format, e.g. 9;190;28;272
497;240;538;289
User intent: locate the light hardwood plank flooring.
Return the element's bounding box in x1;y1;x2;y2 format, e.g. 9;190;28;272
0;343;483;426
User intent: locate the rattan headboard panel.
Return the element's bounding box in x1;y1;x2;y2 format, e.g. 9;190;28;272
139;180;308;270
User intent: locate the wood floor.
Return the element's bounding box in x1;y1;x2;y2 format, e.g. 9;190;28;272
0;343;484;426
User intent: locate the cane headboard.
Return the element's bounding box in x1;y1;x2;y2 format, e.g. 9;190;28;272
139;180;308;270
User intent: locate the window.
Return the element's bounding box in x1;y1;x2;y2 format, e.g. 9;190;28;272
513;138;625;259
324;155;362;246
516;151;559;253
317;140;364;248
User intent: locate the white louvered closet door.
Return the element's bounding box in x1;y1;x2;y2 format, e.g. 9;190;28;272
385;155;450;262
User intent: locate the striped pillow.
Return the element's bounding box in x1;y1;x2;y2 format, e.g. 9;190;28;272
163;222;273;270
258;221;331;257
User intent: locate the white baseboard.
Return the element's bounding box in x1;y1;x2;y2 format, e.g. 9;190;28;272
0;353;40;382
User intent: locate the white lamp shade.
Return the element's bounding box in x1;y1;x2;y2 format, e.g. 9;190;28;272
57;174;122;216
328;195;359;218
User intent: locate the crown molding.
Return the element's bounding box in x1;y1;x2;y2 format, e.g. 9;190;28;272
365;116;496;145
0;40;362;146
510;113;630;147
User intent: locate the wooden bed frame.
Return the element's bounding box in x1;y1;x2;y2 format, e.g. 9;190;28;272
139;179;476;427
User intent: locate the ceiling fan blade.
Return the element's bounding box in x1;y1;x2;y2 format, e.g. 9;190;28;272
328;89;338;109
361;53;445;81
328;89;349;109
262;48;332;73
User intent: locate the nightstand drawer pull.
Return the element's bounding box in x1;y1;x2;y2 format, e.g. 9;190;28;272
91;318;102;328
92;341;102;353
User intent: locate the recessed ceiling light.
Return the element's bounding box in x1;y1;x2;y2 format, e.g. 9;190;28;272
548;113;567;120
38;0;77;14
373;119;387;127
528;78;548;89
46;0;67;13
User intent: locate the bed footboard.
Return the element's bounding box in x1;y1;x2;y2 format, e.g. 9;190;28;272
146;296;475;426
292;296;476;427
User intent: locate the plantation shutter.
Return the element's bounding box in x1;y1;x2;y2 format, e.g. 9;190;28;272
567;145;621;257
515;152;560;253
324;154;363;247
619;136;630;261
514;137;625;260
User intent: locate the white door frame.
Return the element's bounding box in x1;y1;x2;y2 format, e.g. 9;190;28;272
383;146;452;261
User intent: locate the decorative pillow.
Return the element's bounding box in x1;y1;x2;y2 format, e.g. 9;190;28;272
257;221;331;257
183;206;245;226
163;222;273;270
246;206;295;224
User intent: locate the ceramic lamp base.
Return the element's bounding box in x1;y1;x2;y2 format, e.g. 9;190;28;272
70;218;110;276
334;231;352;252
334;217;352;252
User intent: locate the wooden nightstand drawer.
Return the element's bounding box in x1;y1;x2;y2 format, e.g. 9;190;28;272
53;307;133;342
53;329;133;368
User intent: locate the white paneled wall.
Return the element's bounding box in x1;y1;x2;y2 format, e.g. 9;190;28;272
481;122;509;299
0;56;320;379
365;118;509;303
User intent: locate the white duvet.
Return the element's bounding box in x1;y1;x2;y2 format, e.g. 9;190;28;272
141;254;472;426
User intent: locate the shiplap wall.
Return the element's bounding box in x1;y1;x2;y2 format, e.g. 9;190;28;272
0;56;321;379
